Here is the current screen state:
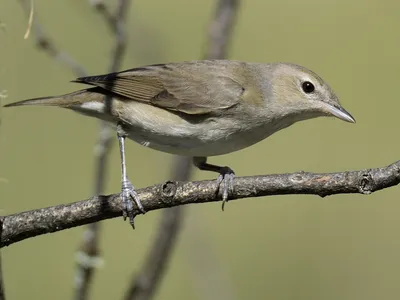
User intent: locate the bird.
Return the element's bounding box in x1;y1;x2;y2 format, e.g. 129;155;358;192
4;60;355;227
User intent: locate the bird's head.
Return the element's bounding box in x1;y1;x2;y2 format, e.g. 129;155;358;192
267;63;355;124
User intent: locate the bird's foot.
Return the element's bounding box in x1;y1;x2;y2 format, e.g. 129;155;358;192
121;179;146;228
216;167;235;211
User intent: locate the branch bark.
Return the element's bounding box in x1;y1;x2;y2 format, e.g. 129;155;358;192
2;160;399;248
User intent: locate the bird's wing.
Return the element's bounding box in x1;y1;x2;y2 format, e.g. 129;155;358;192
73;61;246;114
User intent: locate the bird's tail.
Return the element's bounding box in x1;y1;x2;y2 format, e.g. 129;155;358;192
4;95;71;107
3;87;104;108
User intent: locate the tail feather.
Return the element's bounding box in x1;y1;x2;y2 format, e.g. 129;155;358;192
3;87;106;108
4;95;67;107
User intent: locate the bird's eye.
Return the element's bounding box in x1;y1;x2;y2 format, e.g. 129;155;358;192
302;81;315;94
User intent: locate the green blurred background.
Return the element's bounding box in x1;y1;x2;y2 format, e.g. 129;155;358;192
1;0;400;299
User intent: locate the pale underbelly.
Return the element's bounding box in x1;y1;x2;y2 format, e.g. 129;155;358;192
126;129;263;157
77;100;290;157
123;116;278;157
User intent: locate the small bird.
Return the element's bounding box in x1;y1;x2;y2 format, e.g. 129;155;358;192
4;60;355;226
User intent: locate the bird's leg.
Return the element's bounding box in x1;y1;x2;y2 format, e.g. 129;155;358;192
117;124;145;228
193;156;235;211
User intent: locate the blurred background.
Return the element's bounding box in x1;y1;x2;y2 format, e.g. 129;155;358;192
1;0;400;299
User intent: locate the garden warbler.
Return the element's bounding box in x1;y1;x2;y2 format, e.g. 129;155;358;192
4;60;355;226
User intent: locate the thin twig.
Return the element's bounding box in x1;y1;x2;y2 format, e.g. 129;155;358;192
2;160;400;248
74;125;113;300
23;0;33;39
186;219;237;300
0;20;5;296
74;1;131;300
18;0;87;77
89;0;115;32
204;0;240;60
124;1;241;299
16;2;89;297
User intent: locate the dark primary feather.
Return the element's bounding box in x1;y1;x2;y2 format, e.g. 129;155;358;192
73;60;247;114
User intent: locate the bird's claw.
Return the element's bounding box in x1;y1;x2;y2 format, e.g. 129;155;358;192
121;179;146;228
216;167;235;211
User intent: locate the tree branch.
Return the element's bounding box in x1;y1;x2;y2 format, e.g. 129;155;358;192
204;0;239;60
2;160;399;248
89;0;116;33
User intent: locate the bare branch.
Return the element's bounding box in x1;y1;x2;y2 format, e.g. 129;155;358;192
107;0;130;72
125;207;184;300
186;219;237;300
23;0;33;39
18;0;87;77
0;27;5;298
74;125;113;300
89;0;115;32
74;1;132;299
2;160;399;248
204;0;240;60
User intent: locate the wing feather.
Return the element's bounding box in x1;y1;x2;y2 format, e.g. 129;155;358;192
73;60;246;114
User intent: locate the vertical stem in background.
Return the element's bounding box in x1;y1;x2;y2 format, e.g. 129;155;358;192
74;1;131;300
0;255;4;300
17;1;95;298
0;58;4;300
204;0;239;60
0;26;5;297
124;156;192;300
124;1;240;300
190;2;240;300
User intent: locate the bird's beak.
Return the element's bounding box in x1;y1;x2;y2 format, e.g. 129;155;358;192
323;103;356;123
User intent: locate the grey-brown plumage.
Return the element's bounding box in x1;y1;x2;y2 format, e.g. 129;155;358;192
4;60;356;224
73;60;248;114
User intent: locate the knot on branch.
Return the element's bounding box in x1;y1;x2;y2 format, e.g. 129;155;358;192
36;38;52;52
359;171;373;194
161;181;177;202
290;172;306;183
393;164;400;179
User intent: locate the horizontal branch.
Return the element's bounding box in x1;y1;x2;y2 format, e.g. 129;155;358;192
1;160;399;248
